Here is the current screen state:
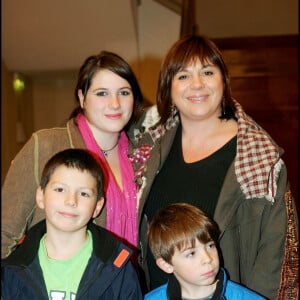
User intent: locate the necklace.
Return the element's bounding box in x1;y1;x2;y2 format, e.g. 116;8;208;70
101;139;119;157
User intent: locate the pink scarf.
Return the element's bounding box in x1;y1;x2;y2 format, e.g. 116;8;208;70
77;113;137;248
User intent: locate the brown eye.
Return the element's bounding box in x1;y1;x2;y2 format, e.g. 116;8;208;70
119;89;131;96
178;75;187;80
80;191;90;198
95;91;107;96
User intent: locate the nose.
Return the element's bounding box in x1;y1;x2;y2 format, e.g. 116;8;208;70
201;249;213;264
64;193;77;207
109;94;121;109
191;74;205;89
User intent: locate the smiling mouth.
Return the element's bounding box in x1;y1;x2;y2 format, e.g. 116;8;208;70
105;113;122;119
187;95;207;101
59;212;77;218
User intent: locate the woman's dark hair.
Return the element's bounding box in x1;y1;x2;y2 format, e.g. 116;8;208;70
157;35;236;125
69;51;144;128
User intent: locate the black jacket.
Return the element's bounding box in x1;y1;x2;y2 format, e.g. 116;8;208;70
1;220;143;299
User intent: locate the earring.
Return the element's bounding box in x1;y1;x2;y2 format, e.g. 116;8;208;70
170;103;177;116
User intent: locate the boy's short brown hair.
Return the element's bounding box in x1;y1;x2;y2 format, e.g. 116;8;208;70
40;148;104;200
148;203;220;263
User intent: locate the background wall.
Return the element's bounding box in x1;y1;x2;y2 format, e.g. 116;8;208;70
2;0;298;200
138;0;181;103
1;63;34;183
194;0;298;38
215;36;298;201
32;72;78;129
2;63;19;182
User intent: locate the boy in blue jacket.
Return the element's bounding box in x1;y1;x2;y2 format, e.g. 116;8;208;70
144;203;265;300
2;148;142;300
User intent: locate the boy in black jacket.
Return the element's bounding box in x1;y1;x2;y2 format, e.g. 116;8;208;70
2;149;142;299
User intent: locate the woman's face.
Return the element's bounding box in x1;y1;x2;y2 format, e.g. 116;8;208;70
171;58;224;123
78;69;134;135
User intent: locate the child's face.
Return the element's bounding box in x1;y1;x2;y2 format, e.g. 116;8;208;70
36;165;104;233
170;239;219;295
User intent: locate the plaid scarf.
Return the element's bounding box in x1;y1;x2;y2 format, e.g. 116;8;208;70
135;100;281;202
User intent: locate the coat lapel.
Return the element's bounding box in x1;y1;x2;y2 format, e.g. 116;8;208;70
214;162;244;235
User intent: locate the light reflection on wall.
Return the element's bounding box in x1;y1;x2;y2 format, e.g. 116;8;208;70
13;72;26;143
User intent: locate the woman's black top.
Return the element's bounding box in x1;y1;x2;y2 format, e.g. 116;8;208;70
143;124;237;290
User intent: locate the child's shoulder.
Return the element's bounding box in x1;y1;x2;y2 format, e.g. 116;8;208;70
225;280;266;299
88;223;132;266
144;283;168;300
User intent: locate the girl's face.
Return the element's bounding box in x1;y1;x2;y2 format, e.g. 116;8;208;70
78;69;134;136
171;58;224;123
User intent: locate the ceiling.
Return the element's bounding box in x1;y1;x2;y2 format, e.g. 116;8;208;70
2;0;140;73
2;0;297;74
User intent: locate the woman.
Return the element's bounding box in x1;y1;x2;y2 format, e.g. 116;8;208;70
130;35;298;299
2;51;144;258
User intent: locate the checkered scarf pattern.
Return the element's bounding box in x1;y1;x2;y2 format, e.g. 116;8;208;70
148;107;179;143
145;100;281;202
234;99;280;200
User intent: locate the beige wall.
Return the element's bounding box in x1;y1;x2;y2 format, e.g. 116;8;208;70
1;62;17;184
1;62;34;184
32;72;78;130
138;0;181;103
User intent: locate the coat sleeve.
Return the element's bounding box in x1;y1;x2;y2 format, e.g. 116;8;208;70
117;261;143;300
2;125;75;259
247;164;299;300
274;167;298;299
1;135;39;258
